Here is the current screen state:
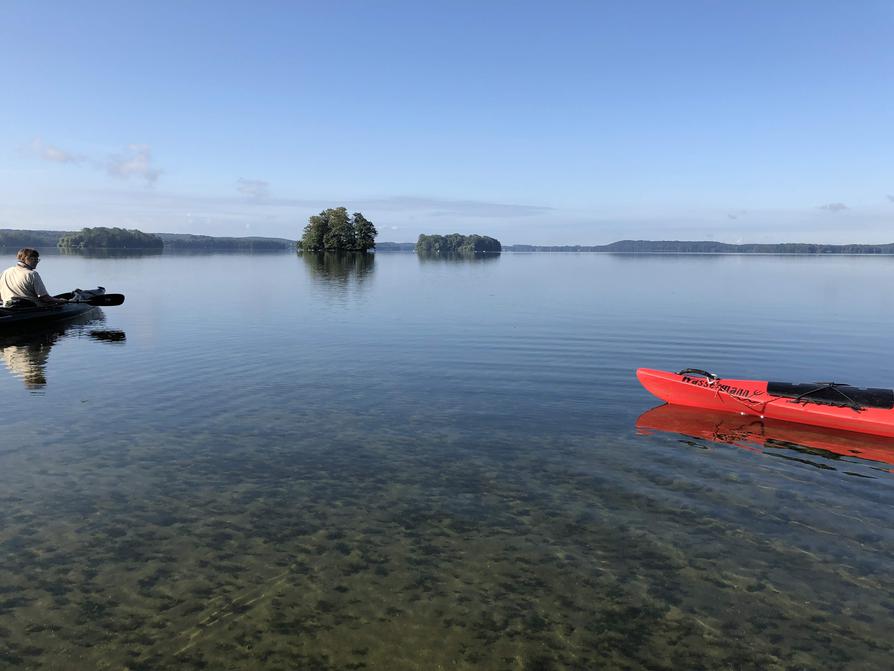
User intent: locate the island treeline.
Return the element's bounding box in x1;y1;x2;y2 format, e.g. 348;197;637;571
58;227;164;249
416;234;502;254
297;207;377;252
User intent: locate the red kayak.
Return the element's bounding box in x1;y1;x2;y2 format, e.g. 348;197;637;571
636;368;894;438
636;403;894;468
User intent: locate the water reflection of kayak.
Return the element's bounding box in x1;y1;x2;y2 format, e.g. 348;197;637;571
0;311;103;388
636;368;894;438
636;403;894;467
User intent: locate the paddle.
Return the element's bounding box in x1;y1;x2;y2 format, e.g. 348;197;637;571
72;293;125;306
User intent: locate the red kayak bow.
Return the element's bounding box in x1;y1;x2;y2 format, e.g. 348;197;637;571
636;368;894;438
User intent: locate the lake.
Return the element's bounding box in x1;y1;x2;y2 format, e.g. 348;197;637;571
2;250;893;670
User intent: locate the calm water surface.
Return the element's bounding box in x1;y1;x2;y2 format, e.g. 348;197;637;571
2;251;894;670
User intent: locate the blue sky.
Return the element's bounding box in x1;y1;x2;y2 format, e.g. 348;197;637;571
1;1;891;244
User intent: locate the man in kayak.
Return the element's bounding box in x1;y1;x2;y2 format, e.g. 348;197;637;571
0;248;67;307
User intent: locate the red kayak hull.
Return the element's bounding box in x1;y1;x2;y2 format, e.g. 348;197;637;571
636;368;894;438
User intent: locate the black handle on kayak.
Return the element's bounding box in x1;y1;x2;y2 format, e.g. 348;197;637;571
74;294;125;306
677;368;719;381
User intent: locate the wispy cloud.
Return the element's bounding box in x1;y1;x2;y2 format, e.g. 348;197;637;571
28;138;162;185
818;202;848;212
104;144;161;185
30;138;84;164
887;194;894;203
236;178;270;199
364;196;554;218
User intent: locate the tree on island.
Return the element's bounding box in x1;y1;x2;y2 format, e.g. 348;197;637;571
416;234;501;255
297;207;377;252
57;227;164;249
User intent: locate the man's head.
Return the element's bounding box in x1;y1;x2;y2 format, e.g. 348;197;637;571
16;248;39;265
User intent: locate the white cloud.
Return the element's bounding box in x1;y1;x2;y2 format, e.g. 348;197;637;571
104;144;161;185
30;138;84;164
887;194;894;203
818;202;848;212
27;138;162;186
236;178;270;199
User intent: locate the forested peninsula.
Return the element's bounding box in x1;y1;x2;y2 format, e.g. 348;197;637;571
59;227;164;249
0;228;294;251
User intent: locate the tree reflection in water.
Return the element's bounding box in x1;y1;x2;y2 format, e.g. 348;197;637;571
0;311;126;389
299;251;375;298
415;250;501;264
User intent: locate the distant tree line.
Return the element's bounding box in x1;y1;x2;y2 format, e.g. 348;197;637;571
503;240;894;254
0;229;67;248
598;240;894;254
159;234;293;250
374;242;416;251
6;226;894;254
1;228;295;251
297;208;377;252
58;227;164;249
416;234;502;255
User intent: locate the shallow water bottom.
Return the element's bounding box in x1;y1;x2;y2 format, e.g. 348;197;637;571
2;415;893;671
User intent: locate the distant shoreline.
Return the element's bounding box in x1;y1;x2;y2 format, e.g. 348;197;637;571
0;229;295;251
377;240;894;255
4;230;894;255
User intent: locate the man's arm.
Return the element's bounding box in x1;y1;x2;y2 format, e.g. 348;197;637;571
37;293;67;305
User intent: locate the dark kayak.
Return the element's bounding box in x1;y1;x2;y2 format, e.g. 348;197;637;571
0;301;99;328
0;288;124;330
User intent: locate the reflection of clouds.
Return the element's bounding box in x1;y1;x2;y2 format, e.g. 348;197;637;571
2;342;50;388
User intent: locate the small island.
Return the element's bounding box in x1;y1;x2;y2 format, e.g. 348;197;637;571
297;207;377;252
58;227;164;250
416;234;502;255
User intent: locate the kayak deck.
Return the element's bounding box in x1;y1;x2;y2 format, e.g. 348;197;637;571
636;368;894;438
